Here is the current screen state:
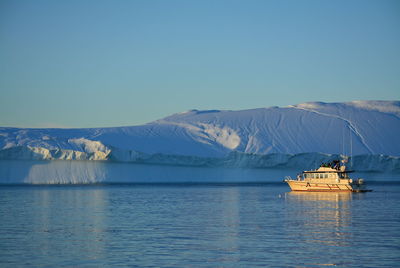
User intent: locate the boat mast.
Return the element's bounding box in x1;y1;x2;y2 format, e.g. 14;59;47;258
349;113;353;169
342;122;345;157
350;126;353;168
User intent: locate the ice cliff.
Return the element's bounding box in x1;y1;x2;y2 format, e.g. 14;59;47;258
0;145;398;173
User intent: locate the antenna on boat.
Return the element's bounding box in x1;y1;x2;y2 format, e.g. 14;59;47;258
339;120;350;169
349;114;353;169
350;125;353;168
341;121;345;157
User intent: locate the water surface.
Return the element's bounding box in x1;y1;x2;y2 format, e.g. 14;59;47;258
0;182;399;267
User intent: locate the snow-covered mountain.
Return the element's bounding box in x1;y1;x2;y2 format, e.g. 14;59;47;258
1;100;399;158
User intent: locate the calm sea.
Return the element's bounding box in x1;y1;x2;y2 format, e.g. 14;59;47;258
0;180;399;267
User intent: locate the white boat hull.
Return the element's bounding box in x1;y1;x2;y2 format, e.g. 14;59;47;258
285;180;363;192
284;161;371;192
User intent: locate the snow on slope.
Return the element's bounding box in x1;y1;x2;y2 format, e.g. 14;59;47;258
155;101;400;156
0;101;399;159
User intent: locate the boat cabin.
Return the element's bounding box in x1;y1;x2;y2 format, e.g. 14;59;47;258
299;160;353;180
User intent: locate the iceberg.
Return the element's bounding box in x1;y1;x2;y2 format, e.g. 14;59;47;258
0;100;399;183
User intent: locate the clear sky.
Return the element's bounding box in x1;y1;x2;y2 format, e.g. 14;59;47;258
1;0;399;128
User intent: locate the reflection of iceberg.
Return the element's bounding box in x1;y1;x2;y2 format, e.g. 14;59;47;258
208;187;240;264
16;188;107;263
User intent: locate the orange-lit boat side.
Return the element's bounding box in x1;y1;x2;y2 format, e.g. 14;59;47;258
284;160;371;192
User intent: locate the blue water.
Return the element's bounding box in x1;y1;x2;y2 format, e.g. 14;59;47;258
0;182;399;267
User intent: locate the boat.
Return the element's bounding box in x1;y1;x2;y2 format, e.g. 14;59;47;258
284;159;371;192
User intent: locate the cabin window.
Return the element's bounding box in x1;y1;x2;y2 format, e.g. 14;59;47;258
324;174;328;178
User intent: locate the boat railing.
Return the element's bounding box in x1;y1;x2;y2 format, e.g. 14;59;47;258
284;176;292;181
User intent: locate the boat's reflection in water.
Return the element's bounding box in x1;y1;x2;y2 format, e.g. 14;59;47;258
284;191;359;248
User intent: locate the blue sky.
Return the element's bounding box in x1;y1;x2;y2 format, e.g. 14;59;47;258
1;0;399;128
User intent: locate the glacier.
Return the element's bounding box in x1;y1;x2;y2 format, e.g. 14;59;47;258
0;100;399;183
